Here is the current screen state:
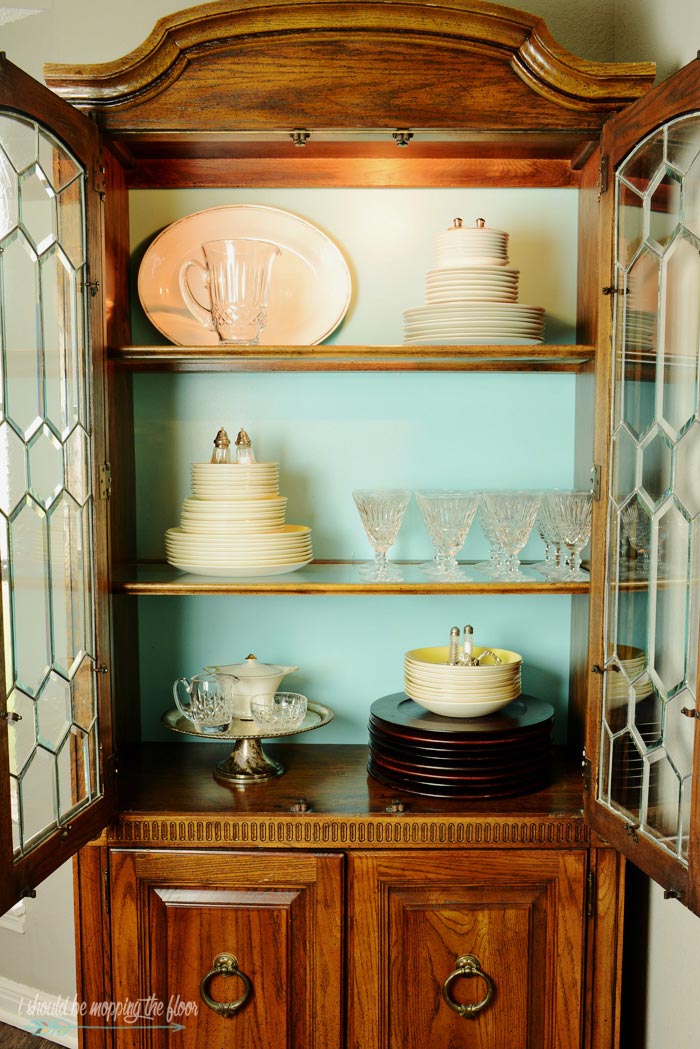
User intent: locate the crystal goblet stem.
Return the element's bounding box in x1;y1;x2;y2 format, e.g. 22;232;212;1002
352;488;411;581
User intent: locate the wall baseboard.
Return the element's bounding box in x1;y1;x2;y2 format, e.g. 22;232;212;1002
0;975;78;1049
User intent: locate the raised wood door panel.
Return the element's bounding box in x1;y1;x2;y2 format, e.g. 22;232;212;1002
348;849;587;1049
107;848;343;1049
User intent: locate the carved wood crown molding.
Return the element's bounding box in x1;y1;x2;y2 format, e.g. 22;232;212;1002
103;813;591;849
44;0;655;118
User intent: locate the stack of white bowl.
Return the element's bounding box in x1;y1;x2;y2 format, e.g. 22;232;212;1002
403;217;545;345
404;645;522;718
165;462;312;576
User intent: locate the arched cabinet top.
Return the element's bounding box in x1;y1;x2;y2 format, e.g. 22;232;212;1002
43;0;656;186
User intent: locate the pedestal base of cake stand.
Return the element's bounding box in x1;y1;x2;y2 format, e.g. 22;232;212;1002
214;737;285;783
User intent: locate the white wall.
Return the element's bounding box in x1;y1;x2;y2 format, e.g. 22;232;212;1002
2;1;700;1044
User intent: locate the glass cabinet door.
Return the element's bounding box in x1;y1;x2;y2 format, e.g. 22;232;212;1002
0;57;114;914
593;84;700;906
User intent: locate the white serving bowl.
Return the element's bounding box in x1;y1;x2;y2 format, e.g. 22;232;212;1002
409;695;515;718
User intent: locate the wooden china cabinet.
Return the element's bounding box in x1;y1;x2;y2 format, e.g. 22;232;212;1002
1;2;699;1047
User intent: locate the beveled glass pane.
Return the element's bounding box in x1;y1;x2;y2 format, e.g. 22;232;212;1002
0;112;100;857
624;248;660;439
28;423;63;509
648;168;682;250
617;182;646;268
645;749;682;845
683;149;700;238
676;421;700;516
640;427;673;509
10;498;51;696
661;235;700;434
619;498;652;581
609;730;644;821
55;725;89;820
10;775;20;854
610;425;638;507
0;420;27;515
665;691;696;779
19;164;56;255
64;426;90;506
56;177;85;270
48;500;89;678
6;686;36;775
0;114;36;173
18;746;57;846
38;134;80;194
1;231;41;438
0;146;18;241
41;246;80;438
653;502;691;694
36;671;72;753
666;115;700;174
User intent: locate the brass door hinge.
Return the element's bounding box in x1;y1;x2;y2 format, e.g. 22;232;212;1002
586;870;596;919
591;464;602;501
102;867;110;915
582;754;592;793
98;463;111;500
598;154;609;196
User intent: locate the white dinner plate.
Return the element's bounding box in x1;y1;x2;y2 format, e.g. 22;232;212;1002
431;256;510;267
191;463;279;475
405;303;544;316
426;273;518;282
425;290;518;302
403;336;544;345
184;496;285;510
191;486;280;498
166;558;313;577
180;519;286;534
138;204;352;346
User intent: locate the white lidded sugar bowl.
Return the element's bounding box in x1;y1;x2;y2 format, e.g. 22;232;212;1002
204;653;299;720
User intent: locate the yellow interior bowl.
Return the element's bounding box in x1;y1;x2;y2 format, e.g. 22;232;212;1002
406;645;522;669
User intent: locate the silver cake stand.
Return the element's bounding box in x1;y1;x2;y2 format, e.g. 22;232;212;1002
161;700;334;783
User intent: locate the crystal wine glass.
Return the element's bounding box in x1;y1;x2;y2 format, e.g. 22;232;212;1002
416;489;481;580
478;490;541;580
554;490;593;580
352;489;411;580
534;490;567;579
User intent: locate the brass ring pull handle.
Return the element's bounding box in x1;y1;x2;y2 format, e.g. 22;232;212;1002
199;953;252;1018
442;953;495;1019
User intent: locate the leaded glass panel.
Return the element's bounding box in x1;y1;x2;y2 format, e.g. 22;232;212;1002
602;113;700;863
0;113;100;858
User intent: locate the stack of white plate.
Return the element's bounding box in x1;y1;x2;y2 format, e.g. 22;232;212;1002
433;220;509;268
403;302;545;345
191;462;280;499
625;309;656;354
165;523;313;577
180;495;287;535
425;266;519;303
404;645;522;718
607;645;654;708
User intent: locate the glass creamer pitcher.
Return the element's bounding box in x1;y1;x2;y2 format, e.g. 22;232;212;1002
173;672;238;734
179;238;280;344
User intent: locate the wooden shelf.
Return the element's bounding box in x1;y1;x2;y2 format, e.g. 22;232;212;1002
109;743;586;830
113;560;590;595
109;344;595;372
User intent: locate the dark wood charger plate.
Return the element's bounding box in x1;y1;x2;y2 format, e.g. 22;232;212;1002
370;693;554;738
368;725;552;764
367;693;553;798
368;740;551;779
367;757;551;799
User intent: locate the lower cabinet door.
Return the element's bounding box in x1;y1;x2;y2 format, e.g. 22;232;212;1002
347;849;587;1049
107;848;343;1049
